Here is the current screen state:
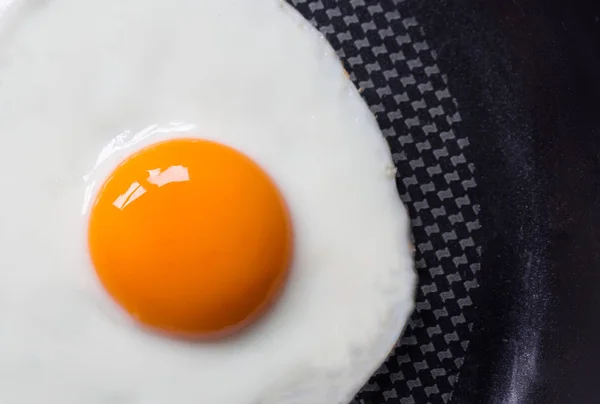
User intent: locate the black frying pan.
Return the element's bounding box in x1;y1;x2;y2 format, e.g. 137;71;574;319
292;0;600;403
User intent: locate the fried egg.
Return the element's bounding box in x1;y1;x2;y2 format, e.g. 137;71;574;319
0;0;416;403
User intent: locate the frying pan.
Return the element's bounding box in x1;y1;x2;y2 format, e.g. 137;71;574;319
292;0;600;403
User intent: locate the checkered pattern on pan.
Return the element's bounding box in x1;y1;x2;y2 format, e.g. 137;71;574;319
287;1;482;403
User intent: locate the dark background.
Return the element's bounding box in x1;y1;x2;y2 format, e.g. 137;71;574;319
412;0;600;402
292;0;600;402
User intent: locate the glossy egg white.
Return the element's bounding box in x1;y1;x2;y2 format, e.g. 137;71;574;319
0;0;416;403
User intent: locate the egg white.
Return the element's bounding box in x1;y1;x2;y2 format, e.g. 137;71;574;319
0;0;416;403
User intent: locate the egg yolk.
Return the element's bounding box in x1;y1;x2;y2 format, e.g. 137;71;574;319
88;139;293;337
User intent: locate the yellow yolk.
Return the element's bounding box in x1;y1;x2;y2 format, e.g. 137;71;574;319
87;139;293;337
